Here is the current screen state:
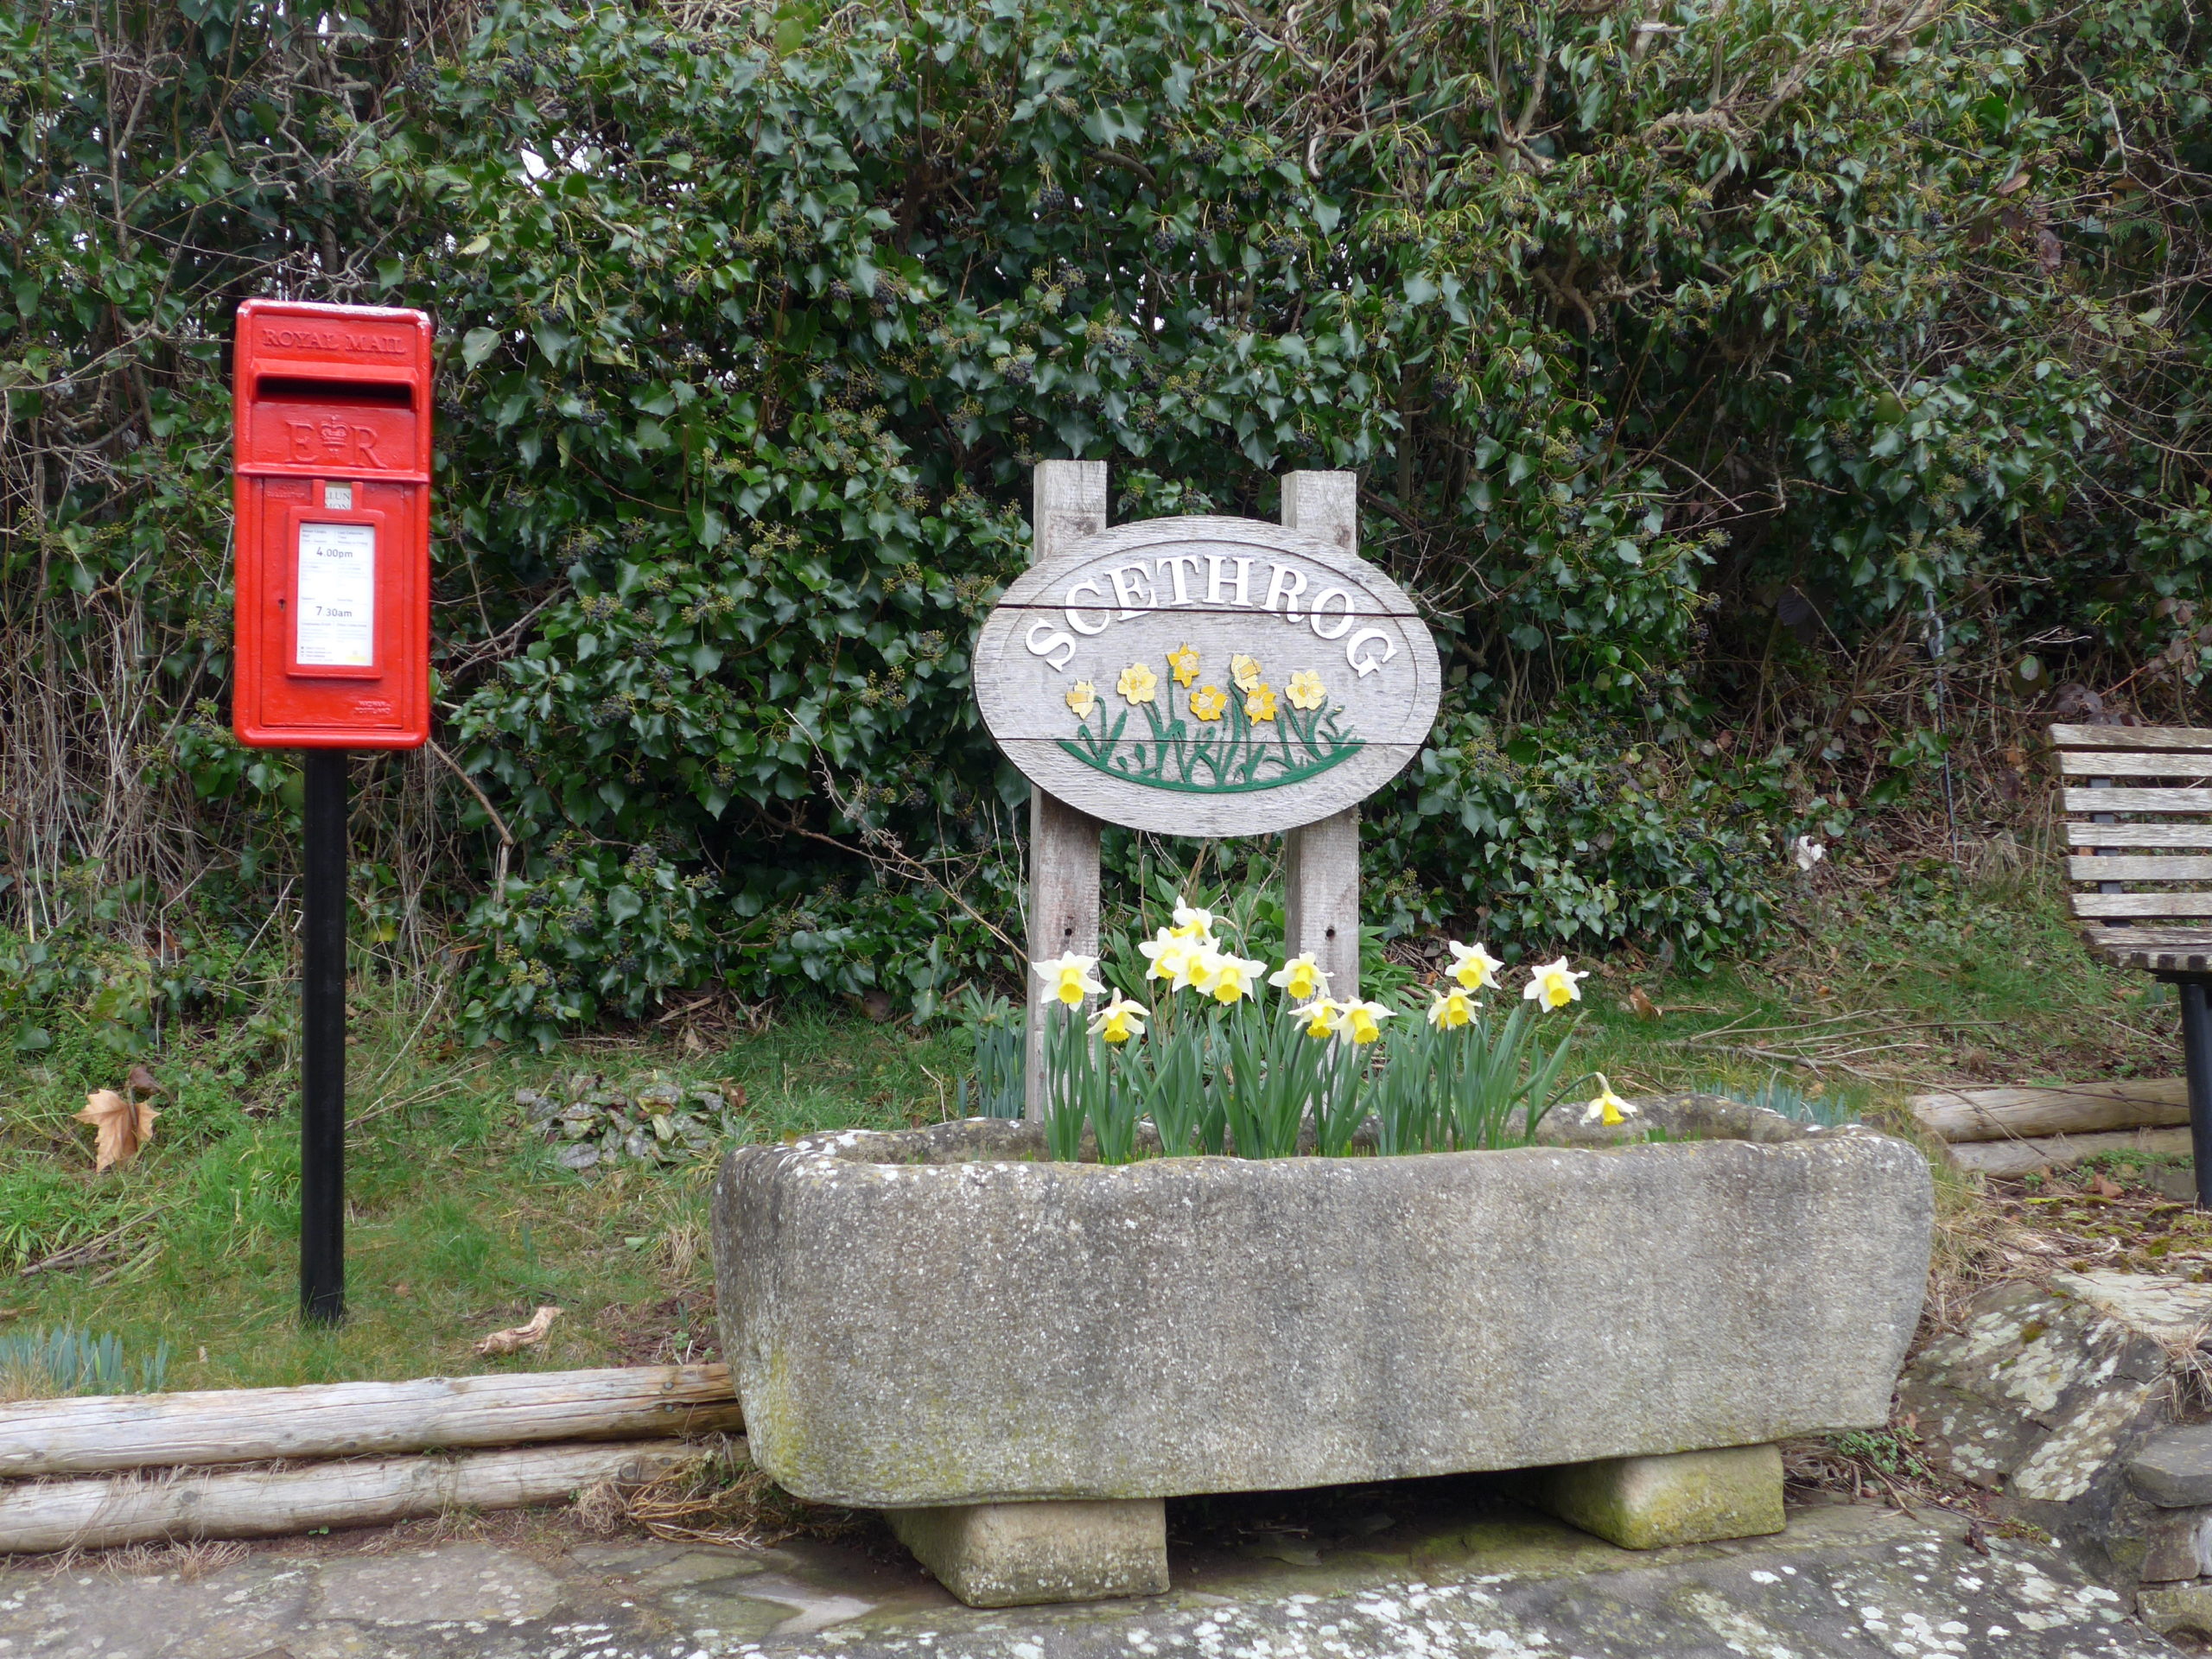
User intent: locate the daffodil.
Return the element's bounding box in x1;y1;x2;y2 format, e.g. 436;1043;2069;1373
1427;987;1478;1030
1230;652;1262;691
1065;680;1097;719
1192;948;1267;1005
1339;1000;1395;1045
1166;644;1201;687
1285;669;1327;711
1243;683;1278;722
1582;1074;1638;1127
1033;951;1106;1007
1116;661;1159;704
1522;957;1589;1010
1169;895;1215;941
1268;952;1330;1001
1189;683;1228;721
1446;940;1503;993
1291;997;1342;1038
1090;995;1149;1044
1139;930;1203;990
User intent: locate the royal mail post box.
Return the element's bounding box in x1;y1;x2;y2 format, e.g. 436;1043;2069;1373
232;299;434;749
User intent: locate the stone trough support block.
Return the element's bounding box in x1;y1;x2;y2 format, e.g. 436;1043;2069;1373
1527;1444;1787;1550
887;1498;1168;1608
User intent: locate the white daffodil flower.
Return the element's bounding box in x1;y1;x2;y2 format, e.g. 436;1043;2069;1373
1291;997;1343;1039
1427;987;1478;1030
1446;940;1503;992
1089;995;1149;1044
1140;929;1202;991
1268;952;1330;1001
1195;950;1267;1005
1582;1074;1639;1127
1168;894;1216;943
1032;952;1106;1007
1793;836;1827;874
1522;957;1589;1011
1339;1000;1395;1045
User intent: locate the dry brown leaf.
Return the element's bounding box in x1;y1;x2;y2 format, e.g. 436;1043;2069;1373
126;1062;161;1099
1627;987;1662;1021
475;1305;560;1356
75;1089;159;1172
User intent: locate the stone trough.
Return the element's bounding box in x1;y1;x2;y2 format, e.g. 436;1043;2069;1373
713;1096;1934;1606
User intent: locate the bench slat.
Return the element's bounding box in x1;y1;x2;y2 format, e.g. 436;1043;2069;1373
2062;787;2212;814
2065;855;2212;880
2051;723;2212;751
2066;823;2212;848
2071;893;2212;918
2085;925;2212;945
2059;752;2212;778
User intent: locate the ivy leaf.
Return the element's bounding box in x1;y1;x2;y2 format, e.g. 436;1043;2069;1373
461;327;500;369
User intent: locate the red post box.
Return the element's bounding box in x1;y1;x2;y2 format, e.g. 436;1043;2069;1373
232;299;434;750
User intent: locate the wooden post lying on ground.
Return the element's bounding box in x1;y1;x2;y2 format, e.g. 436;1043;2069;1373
1910;1079;2191;1144
0;1440;696;1554
0;1363;741;1479
1024;460;1108;1120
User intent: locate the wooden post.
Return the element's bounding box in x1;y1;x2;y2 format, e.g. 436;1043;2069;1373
1281;472;1362;1002
1025;461;1109;1120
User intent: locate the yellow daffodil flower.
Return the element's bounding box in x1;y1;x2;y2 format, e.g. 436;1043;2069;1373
1065;680;1097;719
1291;997;1342;1039
1427;988;1478;1030
1285;669;1327;711
1339;1000;1395;1045
1446;940;1503;993
1166;644;1201;687
1116;661;1159;703
1583;1074;1638;1127
1522;957;1589;1010
1230;652;1262;691
1032;951;1106;1007
1089;995;1149;1044
1188;683;1228;721
1268;952;1329;1001
1139;930;1202;990
1169;895;1215;943
1244;683;1278;722
1197;950;1267;1005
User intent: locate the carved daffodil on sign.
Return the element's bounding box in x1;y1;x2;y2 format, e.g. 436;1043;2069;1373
1060;648;1362;794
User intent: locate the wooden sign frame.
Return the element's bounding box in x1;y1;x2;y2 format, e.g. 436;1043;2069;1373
1007;463;1436;1117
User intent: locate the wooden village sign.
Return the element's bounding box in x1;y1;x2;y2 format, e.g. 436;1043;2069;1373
975;461;1442;1111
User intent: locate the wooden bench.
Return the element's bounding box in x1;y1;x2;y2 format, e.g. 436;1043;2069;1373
2053;721;2212;1203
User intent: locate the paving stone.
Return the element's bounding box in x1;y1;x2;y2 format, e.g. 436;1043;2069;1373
2139;1580;2212;1638
1898;1268;2212;1594
2133;1425;2212;1508
0;1495;2180;1658
310;1541;563;1624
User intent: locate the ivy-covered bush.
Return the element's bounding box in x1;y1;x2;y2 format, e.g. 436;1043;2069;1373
4;0;2209;1047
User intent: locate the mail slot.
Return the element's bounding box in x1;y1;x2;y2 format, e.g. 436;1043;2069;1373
232;299;434;749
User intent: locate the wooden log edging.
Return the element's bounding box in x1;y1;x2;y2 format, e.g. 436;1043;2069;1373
1946;1126;2196;1178
1910;1078;2190;1144
0;1440;696;1554
0;1363;742;1479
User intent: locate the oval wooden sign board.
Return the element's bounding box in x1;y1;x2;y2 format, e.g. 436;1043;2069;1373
974;516;1441;836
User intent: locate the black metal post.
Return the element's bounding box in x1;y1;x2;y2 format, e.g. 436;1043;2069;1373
2179;978;2212;1212
301;748;350;1325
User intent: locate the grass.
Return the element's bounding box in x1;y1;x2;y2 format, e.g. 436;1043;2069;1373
0;1000;970;1390
0;854;2181;1391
